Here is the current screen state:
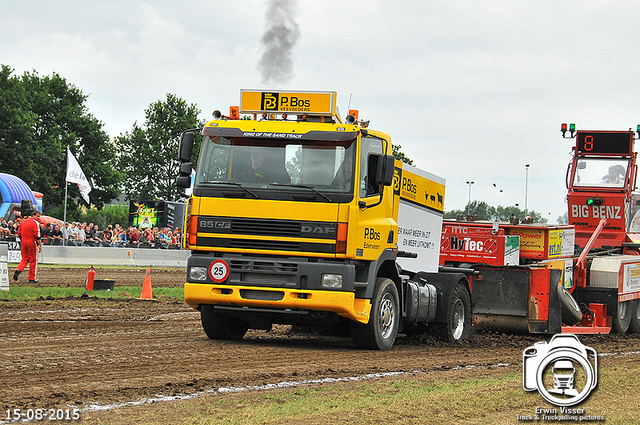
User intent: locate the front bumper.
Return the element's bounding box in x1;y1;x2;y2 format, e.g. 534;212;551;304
184;283;372;324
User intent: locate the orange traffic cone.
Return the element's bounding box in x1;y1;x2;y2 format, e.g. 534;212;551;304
138;267;154;300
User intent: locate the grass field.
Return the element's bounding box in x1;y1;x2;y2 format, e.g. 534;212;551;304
0;286;183;301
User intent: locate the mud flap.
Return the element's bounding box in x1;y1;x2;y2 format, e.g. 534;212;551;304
472;267;562;334
528;269;563;333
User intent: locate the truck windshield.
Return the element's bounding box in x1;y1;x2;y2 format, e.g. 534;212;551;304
195;136;356;201
572;158;629;189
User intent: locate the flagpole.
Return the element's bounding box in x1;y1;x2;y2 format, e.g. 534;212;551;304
63;183;68;247
64;148;69;247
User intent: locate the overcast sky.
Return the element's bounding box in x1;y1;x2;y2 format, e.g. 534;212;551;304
3;1;640;220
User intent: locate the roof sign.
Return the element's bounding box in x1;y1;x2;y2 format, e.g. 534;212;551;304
240;90;337;116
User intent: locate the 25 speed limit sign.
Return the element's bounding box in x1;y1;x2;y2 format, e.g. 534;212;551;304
208;260;230;283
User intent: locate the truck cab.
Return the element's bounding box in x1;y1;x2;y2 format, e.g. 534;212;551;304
177;90;471;350
565;126;640;251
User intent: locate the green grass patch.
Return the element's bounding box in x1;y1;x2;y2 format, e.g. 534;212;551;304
0;286;183;301
80;363;640;424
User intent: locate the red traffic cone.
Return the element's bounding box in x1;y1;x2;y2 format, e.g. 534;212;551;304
138;267;154;300
86;266;95;291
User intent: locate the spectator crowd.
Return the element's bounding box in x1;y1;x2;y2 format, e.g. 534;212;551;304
1;216;182;249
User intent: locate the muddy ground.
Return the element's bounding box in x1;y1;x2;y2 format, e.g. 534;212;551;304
1;267;640;422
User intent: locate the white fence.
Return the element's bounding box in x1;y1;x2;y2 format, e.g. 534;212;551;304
3;243;189;268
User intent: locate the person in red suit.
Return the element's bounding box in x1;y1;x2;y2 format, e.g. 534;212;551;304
13;208;43;283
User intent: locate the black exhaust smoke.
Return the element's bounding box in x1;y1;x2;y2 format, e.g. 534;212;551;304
258;0;300;85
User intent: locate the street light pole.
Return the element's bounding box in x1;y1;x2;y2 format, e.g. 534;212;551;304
466;181;474;216
525;164;530;216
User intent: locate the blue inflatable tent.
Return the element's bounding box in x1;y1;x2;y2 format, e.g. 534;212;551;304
0;173;38;220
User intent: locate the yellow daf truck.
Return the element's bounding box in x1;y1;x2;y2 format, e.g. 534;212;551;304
177;90;472;350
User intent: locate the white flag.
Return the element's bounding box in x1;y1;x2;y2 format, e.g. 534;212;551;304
66;147;92;204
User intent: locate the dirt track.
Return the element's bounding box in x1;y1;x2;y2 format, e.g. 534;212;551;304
2;267;640;421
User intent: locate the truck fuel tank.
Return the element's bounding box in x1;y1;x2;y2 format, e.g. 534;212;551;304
404;279;437;323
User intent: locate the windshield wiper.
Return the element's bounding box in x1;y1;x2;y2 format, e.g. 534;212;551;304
208;181;259;198
269;183;332;202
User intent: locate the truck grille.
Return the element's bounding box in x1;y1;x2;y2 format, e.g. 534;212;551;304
229;239;299;251
198;216;337;239
196;216;338;254
233;218;301;237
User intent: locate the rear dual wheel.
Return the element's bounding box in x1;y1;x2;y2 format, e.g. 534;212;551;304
612;300;634;334
433;282;472;343
627;299;640;334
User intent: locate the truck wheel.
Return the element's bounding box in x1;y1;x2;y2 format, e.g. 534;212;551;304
351;278;399;350
433;282;472;343
558;285;582;326
612;300;633;334
201;305;248;340
626;300;640;333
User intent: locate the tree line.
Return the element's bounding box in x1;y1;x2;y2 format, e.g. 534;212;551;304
0;65;204;221
445;200;548;224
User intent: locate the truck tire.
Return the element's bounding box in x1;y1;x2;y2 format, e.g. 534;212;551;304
351;278;399;350
612;300;633;334
558;285;582;326
628;300;640;334
201;305;249;340
433;282;472;343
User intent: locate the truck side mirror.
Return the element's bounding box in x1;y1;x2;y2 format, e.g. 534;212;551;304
176;162;193;188
381;154;395;186
179;132;195;162
369;153;396;187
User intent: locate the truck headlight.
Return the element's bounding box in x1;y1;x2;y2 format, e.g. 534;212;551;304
189;266;208;281
321;274;343;289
